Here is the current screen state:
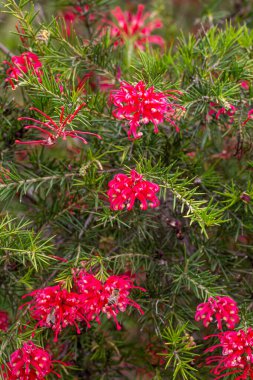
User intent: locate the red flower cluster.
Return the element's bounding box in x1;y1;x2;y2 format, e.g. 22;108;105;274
205;328;253;379
63;5;94;36
107;169;160;211
111;81;184;140
22;273;145;339
16;103;102;146
22;285;85;342
75;271;146;330
208;102;237;124
0;310;9;331
4;52;42;89
106;4;164;49
3;341;64;379
195;296;240;330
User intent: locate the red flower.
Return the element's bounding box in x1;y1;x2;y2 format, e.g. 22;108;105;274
240;80;250;91
62;5;94;36
242;109;253;126
75;271;146;330
3;341;65;379
16;103;102;146
0;310;9;331
4;52;42;90
208;102;237;124
111;81;184;140
22;285;87;342
107;169;160;211
195;296;240;330
205;328;253;379
105;4;164;49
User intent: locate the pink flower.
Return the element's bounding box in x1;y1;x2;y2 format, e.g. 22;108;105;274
195;296;240;330
208;102;237;124
16;103;102;146
111;80;184;140
22;285;87;342
242;109;253;126
3;341;65;379
75;271;146;330
62;5;94;36
105;4;164;49
205;328;253;379
240;80;250;91
4;52;42;90
107;169;160;211
0;310;9;331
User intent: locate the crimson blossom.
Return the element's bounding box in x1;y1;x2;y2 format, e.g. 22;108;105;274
208;102;237;124
106;4;164;49
195;296;240;330
0;310;9;331
4;52;42;90
111;80;184;140
16;103;102;146
107;169;160;211
3;341;65;379
22;285;86;342
205;328;253;379
75;271;146;330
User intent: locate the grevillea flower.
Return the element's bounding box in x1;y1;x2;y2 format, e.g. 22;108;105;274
4;52;42;90
195;296;240;330
111;81;184;139
205;328;253;379
75;271;146;330
0;310;9;331
242;109;253;126
107;169;160;211
16;103;102;146
3;341;65;379
240;80;250;91
208;102;237;124
63;5;94;36
105;4;164;49
22;285;87;342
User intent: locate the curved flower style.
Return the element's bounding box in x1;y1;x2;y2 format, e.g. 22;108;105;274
107;170;160;211
4;52;42;90
16;103;102;146
106;4;164;49
0;310;9;331
111;80;184;140
195;296;240;330
75;271;146;330
3;341;65;379
208;102;237;124
22;285;87;342
205;328;253;379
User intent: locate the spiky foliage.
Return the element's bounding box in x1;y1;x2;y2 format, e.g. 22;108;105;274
0;0;253;379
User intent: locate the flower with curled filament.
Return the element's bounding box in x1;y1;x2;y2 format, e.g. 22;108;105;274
16;103;102;146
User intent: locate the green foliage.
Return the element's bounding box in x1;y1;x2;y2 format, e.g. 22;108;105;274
0;0;253;379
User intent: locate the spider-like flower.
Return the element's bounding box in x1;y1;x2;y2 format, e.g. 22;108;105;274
205;328;253;379
3;341;65;379
110;80;184;140
195;296;240;330
208;102;237;123
106;4;164;49
242;109;253;126
0;310;9;331
75;271;146;330
22;285;87;342
107;169;160;211
16;103;102;146
4;52;42;90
